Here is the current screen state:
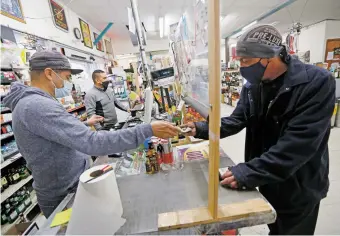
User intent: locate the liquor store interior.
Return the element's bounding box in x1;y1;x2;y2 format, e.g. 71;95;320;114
1;0;340;235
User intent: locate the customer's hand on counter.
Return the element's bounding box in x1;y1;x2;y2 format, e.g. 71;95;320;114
220;170;238;189
87;115;104;126
180;122;197;136
151;121;179;139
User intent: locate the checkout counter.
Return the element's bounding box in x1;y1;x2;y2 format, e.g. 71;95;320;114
34;113;276;235
34;92;276;235
36;151;275;235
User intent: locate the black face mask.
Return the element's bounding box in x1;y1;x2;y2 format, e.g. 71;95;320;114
101;80;110;91
240;59;269;85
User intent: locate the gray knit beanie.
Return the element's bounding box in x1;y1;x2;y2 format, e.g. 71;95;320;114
236;25;284;58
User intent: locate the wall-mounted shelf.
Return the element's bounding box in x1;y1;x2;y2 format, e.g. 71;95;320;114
1;152;22;170
1;192;38;235
1;108;11;113
1;149;19;161
1;120;12;125
1;175;33;204
1;132;14;141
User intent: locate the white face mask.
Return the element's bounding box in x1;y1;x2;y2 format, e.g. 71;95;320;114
52;70;73;98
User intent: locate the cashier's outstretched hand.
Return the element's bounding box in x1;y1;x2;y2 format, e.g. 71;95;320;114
151;121;179;139
87;115;104;126
220;170;238;189
180;122;196;136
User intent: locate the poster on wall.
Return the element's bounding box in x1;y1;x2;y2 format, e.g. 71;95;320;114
79;18;93;48
104;39;113;55
49;0;68;32
93;33;104;52
1;0;25;23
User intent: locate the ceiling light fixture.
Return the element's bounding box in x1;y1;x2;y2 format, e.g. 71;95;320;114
242;20;258;31
159;17;164;38
269;21;279;26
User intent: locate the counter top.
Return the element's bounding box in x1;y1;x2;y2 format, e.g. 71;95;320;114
36;149;275;235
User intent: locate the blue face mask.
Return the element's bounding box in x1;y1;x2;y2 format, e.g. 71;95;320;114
55;80;73;98
240;59;268;85
52;71;73;98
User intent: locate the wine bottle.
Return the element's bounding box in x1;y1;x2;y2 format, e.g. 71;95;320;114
7;207;18;224
1;210;8;225
1;175;9;190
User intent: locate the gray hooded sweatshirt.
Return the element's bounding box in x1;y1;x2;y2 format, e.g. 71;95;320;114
3;82;153;202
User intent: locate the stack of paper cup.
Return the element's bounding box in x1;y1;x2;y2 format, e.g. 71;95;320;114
66;164;125;235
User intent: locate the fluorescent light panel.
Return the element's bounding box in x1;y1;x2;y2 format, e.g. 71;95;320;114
242;20;258;31
159;17;164;38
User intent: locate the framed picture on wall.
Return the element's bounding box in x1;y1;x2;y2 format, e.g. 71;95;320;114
1;0;25;23
93;33;104;52
104;39;113;55
79;18;93;48
49;0;68;32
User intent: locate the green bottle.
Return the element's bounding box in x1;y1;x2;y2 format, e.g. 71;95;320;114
1;211;8;225
11;169;21;184
16;200;26;214
19;167;29;179
1;175;9;189
23;190;32;208
7;207;18;224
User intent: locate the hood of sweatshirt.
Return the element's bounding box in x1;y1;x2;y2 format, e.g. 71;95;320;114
3;82;53;111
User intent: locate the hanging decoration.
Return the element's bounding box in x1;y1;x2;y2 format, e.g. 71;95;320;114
0;0;25;23
79;18;93;48
49;0;69;32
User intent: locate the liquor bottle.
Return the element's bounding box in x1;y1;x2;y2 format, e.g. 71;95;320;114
152;154;159;173
11;168;21;184
7;206;18;223
19;166;29;179
16;197;26;214
1;210;8;225
7;169;14;185
145;156;153;174
23;188;32;207
18;190;27;211
147;142;155;157
1;175;9;190
4;200;11;210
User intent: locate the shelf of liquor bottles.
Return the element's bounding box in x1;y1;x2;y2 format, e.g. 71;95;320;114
1;153;22;170
1;161;32;204
1;176;33;204
1;190;38;234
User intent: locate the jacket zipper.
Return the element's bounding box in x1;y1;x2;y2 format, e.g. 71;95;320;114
266;86;291;117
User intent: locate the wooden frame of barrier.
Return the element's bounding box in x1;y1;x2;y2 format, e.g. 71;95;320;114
158;0;272;230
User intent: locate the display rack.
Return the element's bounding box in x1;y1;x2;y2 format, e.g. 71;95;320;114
1;191;38;235
1;149;19;161
1;153;22;170
1;105;41;232
221;70;243;106
1;176;33;204
1;132;14;141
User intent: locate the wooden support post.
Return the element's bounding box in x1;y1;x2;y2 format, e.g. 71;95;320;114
157;0;273;231
207;0;221;219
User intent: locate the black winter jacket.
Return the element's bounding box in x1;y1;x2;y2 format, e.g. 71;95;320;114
194;58;336;211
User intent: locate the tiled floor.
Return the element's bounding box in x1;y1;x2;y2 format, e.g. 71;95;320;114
219;104;340;235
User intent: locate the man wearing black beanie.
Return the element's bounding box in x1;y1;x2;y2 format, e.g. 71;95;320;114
185;25;335;234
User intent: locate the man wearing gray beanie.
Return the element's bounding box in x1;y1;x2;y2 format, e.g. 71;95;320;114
185;25;335;234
